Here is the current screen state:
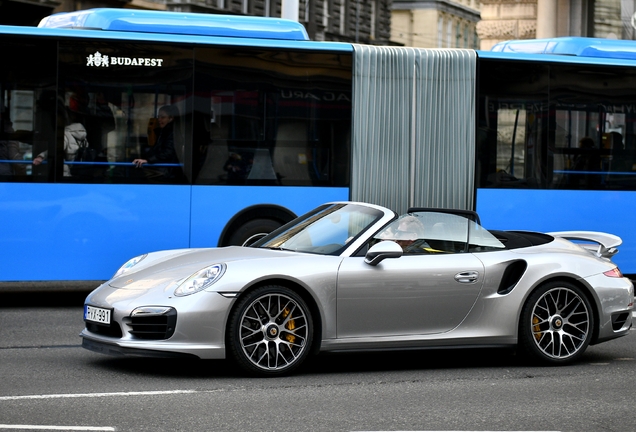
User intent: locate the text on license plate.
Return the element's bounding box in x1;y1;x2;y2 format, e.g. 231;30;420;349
84;305;111;325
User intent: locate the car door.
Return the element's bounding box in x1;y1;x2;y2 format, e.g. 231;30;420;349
336;210;489;338
336;253;484;338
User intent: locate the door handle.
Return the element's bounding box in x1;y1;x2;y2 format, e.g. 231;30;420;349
455;271;479;284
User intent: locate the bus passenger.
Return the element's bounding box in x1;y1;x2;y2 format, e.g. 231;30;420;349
0;109;26;176
132;104;180;179
569;136;599;188
33;122;90;177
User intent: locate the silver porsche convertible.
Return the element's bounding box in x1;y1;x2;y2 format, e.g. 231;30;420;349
81;202;634;376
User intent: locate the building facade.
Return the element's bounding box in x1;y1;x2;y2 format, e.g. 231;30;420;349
390;0;481;48
477;0;636;51
158;0;393;43
390;0;636;50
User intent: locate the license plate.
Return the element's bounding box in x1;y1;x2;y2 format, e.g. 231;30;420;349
84;305;112;325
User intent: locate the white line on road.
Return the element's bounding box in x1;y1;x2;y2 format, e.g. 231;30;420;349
0;389;198;401
0;426;114;431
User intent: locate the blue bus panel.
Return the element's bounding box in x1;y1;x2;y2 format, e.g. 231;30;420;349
476;188;636;275
0;183;190;281
0;183;348;281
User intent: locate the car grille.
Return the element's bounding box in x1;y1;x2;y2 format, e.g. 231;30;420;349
86;321;123;338
128;309;177;340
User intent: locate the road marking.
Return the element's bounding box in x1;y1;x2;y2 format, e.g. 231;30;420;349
0;426;114;431
0;389;197;401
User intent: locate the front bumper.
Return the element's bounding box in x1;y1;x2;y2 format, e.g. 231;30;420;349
82;335;199;358
81;284;234;359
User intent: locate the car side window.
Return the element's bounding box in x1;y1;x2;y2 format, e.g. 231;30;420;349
373;212;470;254
468;221;506;252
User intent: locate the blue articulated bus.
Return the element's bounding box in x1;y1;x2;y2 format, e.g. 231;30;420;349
1;9;636;286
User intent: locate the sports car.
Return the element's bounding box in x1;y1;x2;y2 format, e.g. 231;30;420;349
81;201;634;376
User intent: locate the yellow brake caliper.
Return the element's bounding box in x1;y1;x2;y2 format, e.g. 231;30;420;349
282;307;296;343
532;315;542;341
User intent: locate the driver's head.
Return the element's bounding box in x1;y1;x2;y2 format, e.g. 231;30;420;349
395;215;424;240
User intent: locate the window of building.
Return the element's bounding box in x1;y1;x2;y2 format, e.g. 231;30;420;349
340;0;346;34
370;1;377;40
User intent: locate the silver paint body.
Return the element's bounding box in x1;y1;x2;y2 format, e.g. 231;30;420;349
81;202;633;359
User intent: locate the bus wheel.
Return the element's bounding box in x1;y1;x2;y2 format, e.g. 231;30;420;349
228;219;282;246
519;281;594;365
226;285;313;376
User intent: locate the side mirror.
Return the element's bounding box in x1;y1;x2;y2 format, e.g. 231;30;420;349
365;241;403;266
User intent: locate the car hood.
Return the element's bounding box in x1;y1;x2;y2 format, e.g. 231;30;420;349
109;246;302;290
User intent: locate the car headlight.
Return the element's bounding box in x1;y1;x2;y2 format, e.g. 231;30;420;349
174;263;226;297
113;254;147;278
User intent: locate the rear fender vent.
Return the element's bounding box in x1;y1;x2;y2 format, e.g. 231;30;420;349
497;260;528;295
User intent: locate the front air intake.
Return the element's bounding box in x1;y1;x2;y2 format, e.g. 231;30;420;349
128;309;177;340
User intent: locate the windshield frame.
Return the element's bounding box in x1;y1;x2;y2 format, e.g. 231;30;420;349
250;202;391;256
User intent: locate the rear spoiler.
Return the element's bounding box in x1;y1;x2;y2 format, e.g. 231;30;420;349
548;231;621;259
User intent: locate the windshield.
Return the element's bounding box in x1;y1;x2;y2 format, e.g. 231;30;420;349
253;203;384;255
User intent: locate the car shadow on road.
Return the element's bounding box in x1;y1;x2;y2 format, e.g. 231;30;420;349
304;347;524;374
85;346;529;379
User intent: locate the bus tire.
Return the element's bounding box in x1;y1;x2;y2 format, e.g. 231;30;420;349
228;218;282;246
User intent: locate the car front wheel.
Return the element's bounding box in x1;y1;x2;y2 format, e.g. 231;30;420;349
519;281;594;364
227;285;313;376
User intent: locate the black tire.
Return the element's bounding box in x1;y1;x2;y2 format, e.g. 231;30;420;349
226;285;313;376
519;281;594;365
228;219;282;246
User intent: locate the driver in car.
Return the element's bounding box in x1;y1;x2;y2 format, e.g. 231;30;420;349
377;215;433;253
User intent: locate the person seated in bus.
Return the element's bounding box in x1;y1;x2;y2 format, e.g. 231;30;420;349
608;132;632;172
0;109;26;176
132;104;180;180
570;136;600;188
33;122;90;177
223;152;250;184
573;137;595;170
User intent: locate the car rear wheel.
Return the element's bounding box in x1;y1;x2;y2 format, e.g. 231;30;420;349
519;281;594;364
227;285;313;376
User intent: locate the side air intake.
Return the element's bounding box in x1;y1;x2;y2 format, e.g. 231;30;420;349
497;260;527;295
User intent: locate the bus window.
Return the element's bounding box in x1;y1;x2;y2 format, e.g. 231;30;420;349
57;41;193;184
0;39;56;182
478;59;636;191
477;61;549;189
192;47;352;187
